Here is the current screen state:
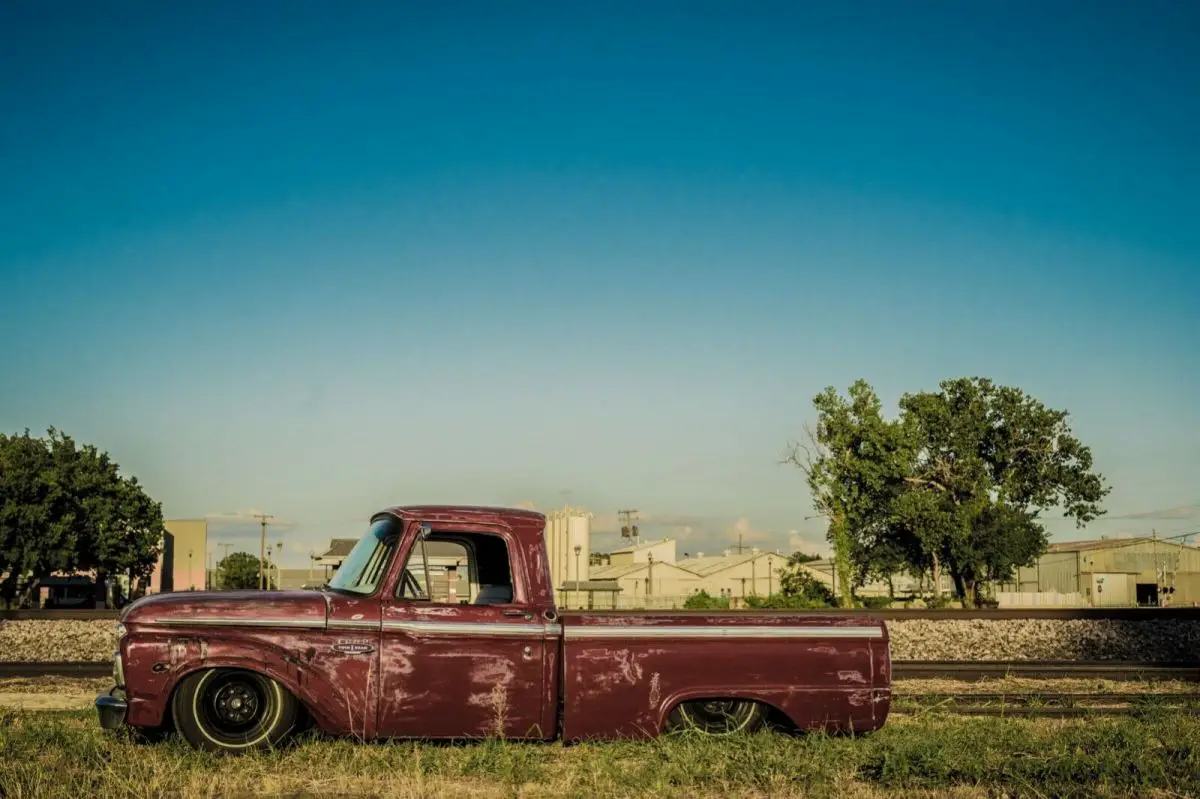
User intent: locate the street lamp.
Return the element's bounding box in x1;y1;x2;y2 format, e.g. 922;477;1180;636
187;549;194;590
573;545;582;610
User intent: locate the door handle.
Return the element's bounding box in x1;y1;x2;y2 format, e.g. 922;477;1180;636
502;609;531;619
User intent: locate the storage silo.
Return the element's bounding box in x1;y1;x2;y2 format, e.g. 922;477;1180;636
543;505;592;602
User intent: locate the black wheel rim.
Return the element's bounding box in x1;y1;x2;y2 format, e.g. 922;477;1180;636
196;671;275;743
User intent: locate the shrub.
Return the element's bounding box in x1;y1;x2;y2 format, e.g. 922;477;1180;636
683;590;730;610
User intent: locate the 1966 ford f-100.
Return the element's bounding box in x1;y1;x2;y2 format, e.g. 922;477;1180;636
95;505;891;752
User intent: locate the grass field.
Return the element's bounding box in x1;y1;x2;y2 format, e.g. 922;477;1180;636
1;709;1198;798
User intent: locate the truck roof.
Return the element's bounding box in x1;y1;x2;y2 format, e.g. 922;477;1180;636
375;504;546;526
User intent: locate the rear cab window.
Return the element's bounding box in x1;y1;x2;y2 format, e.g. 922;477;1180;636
397;532;518;605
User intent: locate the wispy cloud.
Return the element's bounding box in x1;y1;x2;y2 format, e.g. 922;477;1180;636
788;529;832;558
1103;504;1200;522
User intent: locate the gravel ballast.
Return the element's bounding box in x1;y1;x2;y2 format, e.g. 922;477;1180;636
885;619;1200;661
2;617;1199;662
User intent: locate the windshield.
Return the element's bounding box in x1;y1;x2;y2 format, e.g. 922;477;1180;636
325;517;400;595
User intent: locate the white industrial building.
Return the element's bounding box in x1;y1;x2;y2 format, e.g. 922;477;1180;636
543;506;593;605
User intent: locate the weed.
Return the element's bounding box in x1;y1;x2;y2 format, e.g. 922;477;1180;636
0;710;1197;798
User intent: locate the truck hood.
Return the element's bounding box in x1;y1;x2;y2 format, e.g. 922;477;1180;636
121;589;329;629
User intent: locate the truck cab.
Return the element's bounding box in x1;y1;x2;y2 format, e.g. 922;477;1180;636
97;505;891;752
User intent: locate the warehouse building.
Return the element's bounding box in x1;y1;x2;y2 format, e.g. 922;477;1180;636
998;536;1200;607
582;560;702;609
677;549;790;599
599;538;678;568
148;518;208;593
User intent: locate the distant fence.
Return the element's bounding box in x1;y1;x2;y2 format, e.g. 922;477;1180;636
996;591;1086;608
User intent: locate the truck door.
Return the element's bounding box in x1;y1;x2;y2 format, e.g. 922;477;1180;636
376;528;554;740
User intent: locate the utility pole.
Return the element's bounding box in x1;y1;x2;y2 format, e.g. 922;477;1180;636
737;531;744;555
618;509;640;543
218;543;234;590
254;513;274;590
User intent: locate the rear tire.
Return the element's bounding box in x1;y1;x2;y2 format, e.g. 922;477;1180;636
171;668;300;754
668;698;766;735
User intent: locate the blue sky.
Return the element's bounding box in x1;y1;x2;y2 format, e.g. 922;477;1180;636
2;1;1197;566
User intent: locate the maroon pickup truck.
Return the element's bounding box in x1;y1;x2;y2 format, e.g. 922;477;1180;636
95;505;891;752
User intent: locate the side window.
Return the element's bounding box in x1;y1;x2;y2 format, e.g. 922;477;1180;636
398;533;516;605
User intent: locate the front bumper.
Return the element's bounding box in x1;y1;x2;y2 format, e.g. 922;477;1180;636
95;690;128;730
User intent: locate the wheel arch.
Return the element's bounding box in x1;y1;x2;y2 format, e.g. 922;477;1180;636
163;659;324;734
655;688;786;734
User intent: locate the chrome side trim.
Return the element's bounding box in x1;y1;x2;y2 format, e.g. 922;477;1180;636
563;625;885;640
151;617;326;630
327;619;382;631
383;620;560;638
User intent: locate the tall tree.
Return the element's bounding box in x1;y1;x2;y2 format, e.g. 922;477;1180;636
0;428;164;607
897;377;1110;605
218;551;273;590
783;380;911;607
0;431;77;606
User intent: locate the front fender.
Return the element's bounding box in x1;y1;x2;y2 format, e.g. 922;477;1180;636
122;630;371;736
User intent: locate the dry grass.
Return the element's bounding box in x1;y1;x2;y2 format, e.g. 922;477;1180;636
0;709;1197;798
0;676;112;695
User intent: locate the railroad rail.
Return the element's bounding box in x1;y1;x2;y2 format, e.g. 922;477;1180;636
6;606;1200;621
895;660;1200;681
893;691;1200;717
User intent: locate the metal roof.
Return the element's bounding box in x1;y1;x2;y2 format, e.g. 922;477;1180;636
1045;537;1197;554
676;551;780;576
609;538;673;555
320;538;360;559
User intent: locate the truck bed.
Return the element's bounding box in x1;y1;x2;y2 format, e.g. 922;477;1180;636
557;610;891;740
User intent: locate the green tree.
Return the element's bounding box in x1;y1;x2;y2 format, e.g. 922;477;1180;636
783;380;911;607
777;565;837;607
218;551;274;590
897;377;1110;605
0;428;164;607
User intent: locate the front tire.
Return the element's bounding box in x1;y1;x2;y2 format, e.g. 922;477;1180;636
171;668;300;754
668;698;766;736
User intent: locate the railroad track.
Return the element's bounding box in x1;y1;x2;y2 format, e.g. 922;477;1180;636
894;660;1200;681
0;662;111;678
894;692;1200;717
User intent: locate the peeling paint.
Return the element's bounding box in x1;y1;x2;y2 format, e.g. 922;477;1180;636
648;673;661;708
